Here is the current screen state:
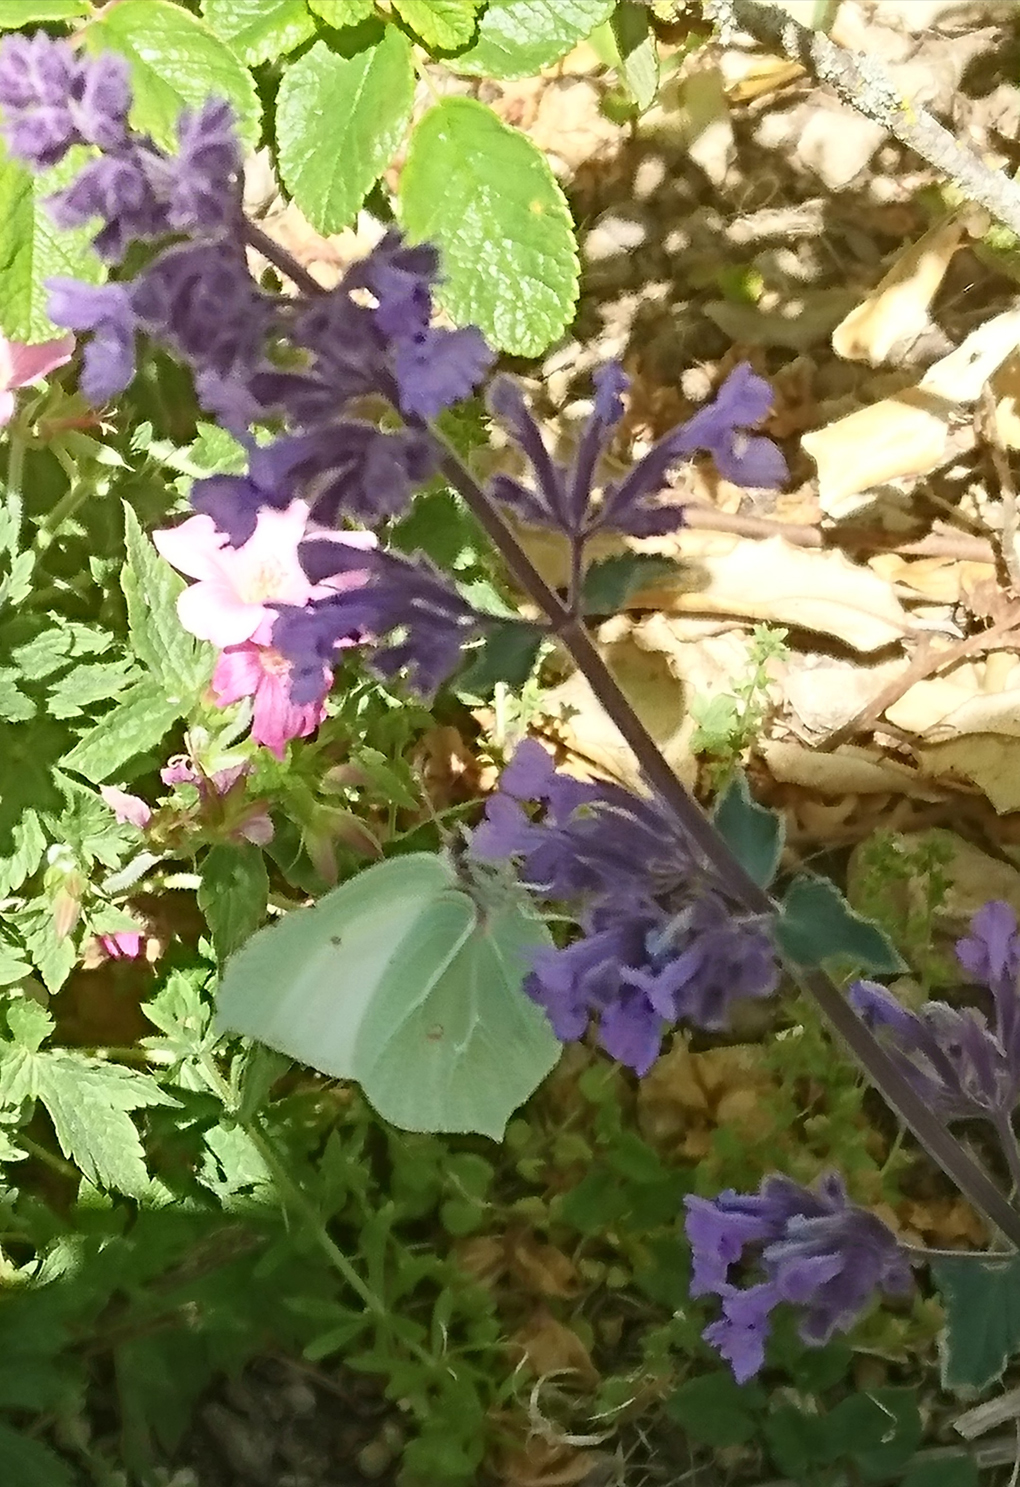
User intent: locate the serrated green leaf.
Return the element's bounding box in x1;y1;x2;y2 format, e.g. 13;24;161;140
11;907;77;993
713;769;783;888
0;934;31;988
450;0;615;78
399;97;579;356
0;809;46;896
276;33;414;234
60;679;187;783
121;504;210;697
776;874;907;975
34;1053;173;1195
581;553;679;612
932;1252;1020;1394
902;1458;978;1487
308;0;373;23
0;147;104;344
0;0;86;24
0;668;35;722
0;1422;74;1487
198;843;269;961
459;619;542;697
5;998;53;1052
83;0;260;151
393;0;481;49
201;0;315;65
48;658;139;719
611;1;659;111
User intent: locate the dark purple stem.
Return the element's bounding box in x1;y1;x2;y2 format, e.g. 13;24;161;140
242;220;1020;1250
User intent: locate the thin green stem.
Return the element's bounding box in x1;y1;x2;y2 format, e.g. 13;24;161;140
994;1112;1020;1201
19;1135;80;1181
4;431;25;549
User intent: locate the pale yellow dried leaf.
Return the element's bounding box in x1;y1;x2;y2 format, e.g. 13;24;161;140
868;552;995;603
802;387;960;515
917;735;1020;812
832;215;965;366
887;671;1020;739
760;738;943;797
921;307;1020;402
991;350;1020;450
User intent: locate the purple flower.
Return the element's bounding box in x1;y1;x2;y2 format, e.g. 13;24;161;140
0;34;129;169
487;362;787;543
168;99;241;232
849;901;1020;1123
685;1174;913;1382
250;423;437;527
46;280;138;401
274;542;481;701
393;325;494;420
472;740;778;1071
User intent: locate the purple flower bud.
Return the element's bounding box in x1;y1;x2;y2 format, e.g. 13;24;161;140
0;34;129;169
685;1174;912;1382
46;279;137;401
393;325;494;420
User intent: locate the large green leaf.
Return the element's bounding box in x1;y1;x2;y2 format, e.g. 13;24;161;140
276;32;414;235
60;679;187;783
84;0;260;151
201;0;315;65
449;0;615;78
399;97;579;356
393;0;481;49
216;852;561;1139
0;1422;74;1487
0;148;103;344
308;0;373;23
0;0;86;23
932;1252;1020;1393
121;504;211;700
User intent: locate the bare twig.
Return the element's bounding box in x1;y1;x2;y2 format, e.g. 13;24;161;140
704;0;1020;238
682;502;997;562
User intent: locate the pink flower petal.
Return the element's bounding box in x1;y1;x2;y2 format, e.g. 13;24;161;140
99;930;143;960
211;644;263;706
152;514;227;582
100;785;152;829
0;390;15;429
251;652;326;758
177;577;264;646
6;333;75;389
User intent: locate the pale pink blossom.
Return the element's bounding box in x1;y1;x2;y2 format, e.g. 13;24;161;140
211;642;328;760
0;333;75;426
99;930;143;960
100;785;152;828
152;502;375;650
160;753;274;844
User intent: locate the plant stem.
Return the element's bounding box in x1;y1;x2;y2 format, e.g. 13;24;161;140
994;1112;1020;1201
236;212;1020;1249
4;431;25;550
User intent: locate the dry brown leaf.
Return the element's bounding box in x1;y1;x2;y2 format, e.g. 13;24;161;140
511;1310;599;1388
868;552;996;604
831;215;965;366
886;661;1020;738
509;1236;582;1299
637;1041;778;1153
783;653;905;736
454;1236;506;1289
991;350;1020;450
761;739;943;797
497;1436;597;1487
918;734;1020;813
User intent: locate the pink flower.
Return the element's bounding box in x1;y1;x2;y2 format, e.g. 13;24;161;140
100;785;152;828
0;333;75;426
211;642;328;759
152;502;375;650
99;930;143;960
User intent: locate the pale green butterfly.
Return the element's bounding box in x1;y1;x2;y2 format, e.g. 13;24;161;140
215;850;561;1139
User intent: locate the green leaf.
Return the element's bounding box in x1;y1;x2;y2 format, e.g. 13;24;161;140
666;1373;764;1447
48;658;139;719
83;0;260;151
776;874;907;975
581;553;679;612
611;1;659;111
12;907;77;993
0;668;35;722
450;0;615;78
459;619;542;697
0;1422;74;1487
0;0;86;24
60;678;187;783
198;843;270;961
0;147;103;344
121;504;210;698
201;0;315;64
0;933;30;988
901;1458;979;1487
276;32;414;235
0;1038;174;1196
712;769;783;888
932;1252;1020;1393
766;1405;829;1479
308;0;373;23
216;852;561;1138
393;0;481;49
399;97;579;356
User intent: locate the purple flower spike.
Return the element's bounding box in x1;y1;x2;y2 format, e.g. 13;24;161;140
46;280;138;401
849;900;1020;1123
0;34;129;169
472;739;779;1070
685;1174;912;1382
488;360;786;544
